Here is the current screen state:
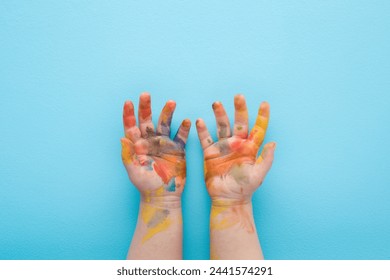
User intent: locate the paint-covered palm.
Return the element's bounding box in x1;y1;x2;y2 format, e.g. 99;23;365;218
121;93;191;201
196;95;276;205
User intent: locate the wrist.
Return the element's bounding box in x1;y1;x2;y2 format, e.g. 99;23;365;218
211;197;252;207
140;194;182;209
210;199;255;234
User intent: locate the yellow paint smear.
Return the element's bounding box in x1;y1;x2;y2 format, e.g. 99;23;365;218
210;205;254;233
210;248;219;260
121;140;132;164
141;204;171;243
210;206;238;231
144;190;151;203
154;186;165;196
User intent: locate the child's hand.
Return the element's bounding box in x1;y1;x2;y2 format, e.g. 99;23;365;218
196;95;276;205
121;93;191;204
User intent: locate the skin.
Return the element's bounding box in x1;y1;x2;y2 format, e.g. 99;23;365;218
196;94;276;260
121;92;190;260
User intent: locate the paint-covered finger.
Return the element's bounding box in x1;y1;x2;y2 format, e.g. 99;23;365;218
121;137;135;165
196;118;214;150
138;92;155;138
174;119;191;147
233;94;249;138
248;102;270;148
212;101;231;139
123;101;141;142
254;142;276;183
256;142;276;164
157;100;176;136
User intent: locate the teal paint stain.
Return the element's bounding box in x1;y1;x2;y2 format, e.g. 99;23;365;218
165;178;176;192
145;160;154;171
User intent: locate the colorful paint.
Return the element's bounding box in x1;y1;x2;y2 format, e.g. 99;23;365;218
122;93;191;243
141;204;172;243
210;205;254;233
196;95;276;235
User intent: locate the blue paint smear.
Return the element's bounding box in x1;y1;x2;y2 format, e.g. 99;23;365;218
166;178;176;192
146;159;154;171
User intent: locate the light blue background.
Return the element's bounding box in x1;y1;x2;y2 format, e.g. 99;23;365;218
1;1;389;260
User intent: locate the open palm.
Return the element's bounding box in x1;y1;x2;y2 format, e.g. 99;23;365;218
196;95;276;204
121;93;191;199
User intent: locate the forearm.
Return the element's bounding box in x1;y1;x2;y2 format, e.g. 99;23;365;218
127;198;182;260
210;201;263;260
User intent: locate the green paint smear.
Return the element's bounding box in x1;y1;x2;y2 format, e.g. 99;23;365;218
230;165;250;185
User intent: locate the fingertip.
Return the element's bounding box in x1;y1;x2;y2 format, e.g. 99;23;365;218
234;94;245;102
182;118;191;128
234;94;246;108
139;92;151;103
260;101;270;109
259;101;270;116
212;101;221;110
196;118;205;128
267;141;276;149
140;91;150;97
166;100;176;109
123;100;133;110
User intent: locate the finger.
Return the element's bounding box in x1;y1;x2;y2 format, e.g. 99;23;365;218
248;102;270;148
123;101;141;142
233;94;249;138
196;118;214;150
174;119;191;148
157;100;176;136
254;142;276;180
120;137;135;165
212;101;231;139
138;92;155;138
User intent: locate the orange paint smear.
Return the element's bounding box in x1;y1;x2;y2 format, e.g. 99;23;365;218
153;157;186;184
139;95;152;120
204;140;256;183
123;102;136;127
153;160;171;184
181;119;191;129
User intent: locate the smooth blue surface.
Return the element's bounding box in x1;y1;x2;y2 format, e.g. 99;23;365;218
1;1;390;260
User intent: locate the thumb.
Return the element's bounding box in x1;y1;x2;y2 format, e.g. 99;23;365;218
254;142;276;179
120;137;134;164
